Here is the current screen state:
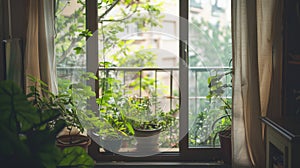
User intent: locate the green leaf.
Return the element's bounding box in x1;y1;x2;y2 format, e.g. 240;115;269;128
0;80;39;132
79;29;93;37
74;47;83;54
58;146;94;168
0;125;30;159
27;130;62;168
125;122;134;135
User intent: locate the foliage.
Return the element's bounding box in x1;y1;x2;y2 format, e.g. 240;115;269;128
188;18;232;100
125;96;178;131
55;0;233;149
208;71;232;108
210;70;232;138
96;63;135;138
55;0;164;140
55;0;163;68
96;62;177;137
208;69;232;145
27;75;73;130
98;1;163;67
189;68;232;146
189;18;232;67
0;80;94;168
28;73;96;136
186;10;232;147
57;72;97;133
58;146;94;168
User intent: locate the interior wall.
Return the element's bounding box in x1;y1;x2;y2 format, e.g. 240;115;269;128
0;0;28;81
0;0;7;80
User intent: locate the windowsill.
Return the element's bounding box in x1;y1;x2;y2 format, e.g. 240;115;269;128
100;147;179;153
95;161;231;168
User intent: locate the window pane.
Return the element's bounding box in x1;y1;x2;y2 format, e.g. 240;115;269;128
96;0;180;156
55;0;86;83
188;0;232;148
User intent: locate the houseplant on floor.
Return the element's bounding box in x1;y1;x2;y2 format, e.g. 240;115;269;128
0;80;94;167
27;74;97;151
57;73;99;151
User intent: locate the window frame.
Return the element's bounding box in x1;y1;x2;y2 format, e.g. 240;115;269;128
85;0;223;162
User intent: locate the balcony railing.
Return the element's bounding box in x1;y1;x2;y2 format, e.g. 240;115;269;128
57;66;85;82
95;66;231;102
57;66;232;147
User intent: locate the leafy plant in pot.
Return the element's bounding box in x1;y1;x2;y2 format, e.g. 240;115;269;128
57;73;98;151
0;80;94;167
96;61;178;153
208;69;232;164
125;96;178;153
91;121;125;154
27;74;96;151
90;99;134;153
95;69;135;153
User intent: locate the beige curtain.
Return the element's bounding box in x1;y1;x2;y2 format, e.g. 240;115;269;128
25;0;57;93
232;0;260;167
262;1;283;119
232;0;283;167
257;0;283;118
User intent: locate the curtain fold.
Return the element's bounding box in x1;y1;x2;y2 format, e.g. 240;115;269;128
232;0;283;167
257;0;275;118
265;0;283;119
257;0;283;118
25;0;57;93
232;0;261;167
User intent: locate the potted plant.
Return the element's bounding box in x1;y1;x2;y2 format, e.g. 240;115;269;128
96;61;178;153
27;74;96;151
125;96;178;153
95;85;135;153
90;122;124;153
208;69;232;164
93;63;136;153
57;73;99;151
0;80;94;167
91;96;134;154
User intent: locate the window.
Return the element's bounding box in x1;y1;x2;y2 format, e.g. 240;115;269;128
55;0;232;162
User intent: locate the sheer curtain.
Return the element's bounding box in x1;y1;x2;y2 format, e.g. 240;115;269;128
232;0;283;167
24;0;57;93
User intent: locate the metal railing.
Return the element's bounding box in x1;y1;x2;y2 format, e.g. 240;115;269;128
56;66;232;147
56;66;232;111
56;66;85;82
95;66;232;113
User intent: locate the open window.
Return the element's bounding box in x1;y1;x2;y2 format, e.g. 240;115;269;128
55;0;232;162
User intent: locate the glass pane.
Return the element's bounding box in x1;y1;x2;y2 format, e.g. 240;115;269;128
94;0;180;156
55;0;86;83
188;0;232;148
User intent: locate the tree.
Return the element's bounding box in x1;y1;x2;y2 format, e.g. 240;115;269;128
189;18;232;67
55;0;163;68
